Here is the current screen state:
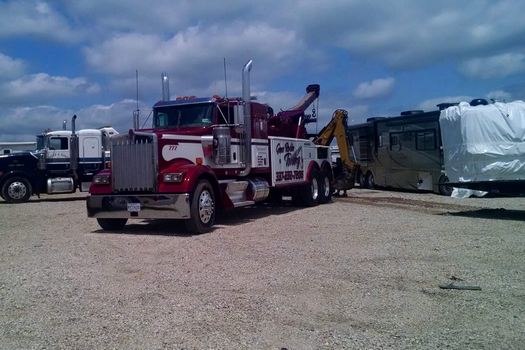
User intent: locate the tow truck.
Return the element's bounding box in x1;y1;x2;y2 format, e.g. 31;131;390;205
87;60;333;233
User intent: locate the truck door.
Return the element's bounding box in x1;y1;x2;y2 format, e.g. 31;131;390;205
47;136;70;172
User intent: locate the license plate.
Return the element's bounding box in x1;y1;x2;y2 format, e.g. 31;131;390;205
127;202;141;212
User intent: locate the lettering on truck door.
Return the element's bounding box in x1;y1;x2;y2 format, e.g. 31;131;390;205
270;138;306;186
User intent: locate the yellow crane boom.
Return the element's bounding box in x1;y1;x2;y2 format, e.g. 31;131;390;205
313;109;358;191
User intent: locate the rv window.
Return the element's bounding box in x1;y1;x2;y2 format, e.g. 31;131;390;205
390;134;399;146
416;130;436;151
49;137;69;150
389;133;401;151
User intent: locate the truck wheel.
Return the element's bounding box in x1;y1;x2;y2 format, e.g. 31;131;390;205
319;170;332;204
1;177;32;203
438;175;453;196
185;179;215;234
294;168;321;206
97;218;128;230
268;188;283;204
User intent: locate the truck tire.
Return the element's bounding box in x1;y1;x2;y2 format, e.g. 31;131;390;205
438;175;453;196
1;176;32;203
319;170;332;204
185;179;215;234
293;168;320;206
97;218;128;230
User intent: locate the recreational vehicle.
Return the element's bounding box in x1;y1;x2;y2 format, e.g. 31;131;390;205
348;110;452;196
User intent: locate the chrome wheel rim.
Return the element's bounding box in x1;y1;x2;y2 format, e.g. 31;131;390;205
7;181;27;200
323;176;330;198
311;177;319;201
198;189;214;224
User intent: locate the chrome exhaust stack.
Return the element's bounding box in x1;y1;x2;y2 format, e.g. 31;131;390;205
161;72;170;101
239;59;253;177
70;115;79;181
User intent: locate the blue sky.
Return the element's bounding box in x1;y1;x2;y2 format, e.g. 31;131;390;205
1;0;524;141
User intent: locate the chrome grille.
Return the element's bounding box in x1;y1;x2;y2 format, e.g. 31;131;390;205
111;134;157;192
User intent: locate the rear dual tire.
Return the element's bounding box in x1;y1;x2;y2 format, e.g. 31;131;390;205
293;168;331;206
319;170;332;204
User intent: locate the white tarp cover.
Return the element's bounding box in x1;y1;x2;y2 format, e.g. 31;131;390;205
439;100;525;183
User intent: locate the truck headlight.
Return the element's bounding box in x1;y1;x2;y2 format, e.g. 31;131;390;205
93;174;110;185
163;172;184;183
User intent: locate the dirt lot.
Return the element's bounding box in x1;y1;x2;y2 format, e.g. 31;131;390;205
0;189;523;349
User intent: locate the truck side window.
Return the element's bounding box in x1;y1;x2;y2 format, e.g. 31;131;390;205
218;106;235;124
49;137;69;150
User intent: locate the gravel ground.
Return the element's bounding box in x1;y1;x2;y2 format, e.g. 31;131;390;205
0;189;523;349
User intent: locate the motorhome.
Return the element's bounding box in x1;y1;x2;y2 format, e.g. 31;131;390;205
348;110;452;195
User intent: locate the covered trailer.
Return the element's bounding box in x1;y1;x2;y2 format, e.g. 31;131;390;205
439;100;525;194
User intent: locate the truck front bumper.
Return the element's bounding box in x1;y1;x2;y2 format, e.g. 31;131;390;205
87;193;191;219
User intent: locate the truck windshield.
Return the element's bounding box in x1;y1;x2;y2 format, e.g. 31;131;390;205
153;103;214;129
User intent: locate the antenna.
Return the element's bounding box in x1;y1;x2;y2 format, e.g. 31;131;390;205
223;57;228;98
136;69;139;112
133;70;140;129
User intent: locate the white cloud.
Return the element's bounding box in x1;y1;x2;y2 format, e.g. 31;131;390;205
84;23;307;88
76;100;148;132
0;53;25;80
486;90;512;102
276;1;525;68
0;0;78;42
1;73;99;103
8;0;521;72
0;105;72;141
460;52;525;79
353;78;395;99
0;100;145;142
418;95;473;111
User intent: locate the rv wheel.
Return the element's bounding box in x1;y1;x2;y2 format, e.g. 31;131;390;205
1;176;32;203
366;172;375;189
185;179;216;234
438;175;453;196
97;218;128;230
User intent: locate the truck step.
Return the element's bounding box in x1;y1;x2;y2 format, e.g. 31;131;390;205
232;200;255;208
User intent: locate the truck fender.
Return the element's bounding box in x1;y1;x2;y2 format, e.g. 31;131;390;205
320;160;333;180
160;162;223;208
0;170;37;194
181;164;225;208
305;160;321;181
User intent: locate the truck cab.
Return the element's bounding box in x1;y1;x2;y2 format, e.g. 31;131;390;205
0;119;117;203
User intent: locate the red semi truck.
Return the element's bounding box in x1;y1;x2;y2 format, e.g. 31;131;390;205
87;60;333;233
